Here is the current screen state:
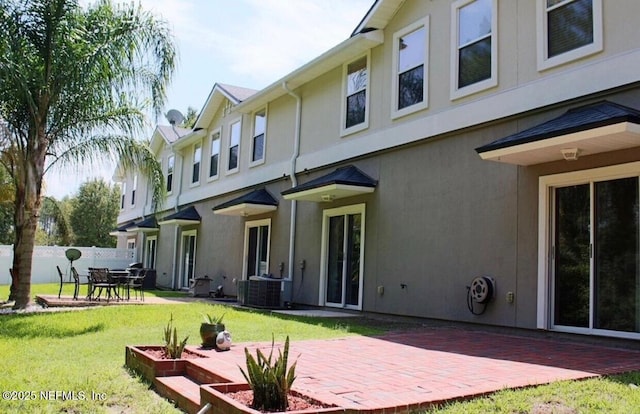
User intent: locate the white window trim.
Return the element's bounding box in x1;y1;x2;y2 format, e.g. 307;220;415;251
207;128;222;182
450;0;498;100
130;175;137;208
226;118;242;175
126;237;136;251
166;154;175;196
318;203;366;311
536;0;603;72
145;235;157;269
341;52;371;137
537;161;640;340
249;108;267;168
242;218;271;280
179;229;197;290
190;141;202;187
391;17;430;120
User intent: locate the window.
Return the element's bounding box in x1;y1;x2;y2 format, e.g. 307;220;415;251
166;155;174;194
191;142;201;185
537;0;603;71
251;110;266;165
120;182;126;209
127;238;136;251
392;17;429;118
342;54;369;135
131;175;137;206
228;120;241;173
451;0;497;99
209;130;221;180
145;236;157;269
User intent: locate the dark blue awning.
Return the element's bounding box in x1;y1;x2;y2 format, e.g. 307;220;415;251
159;206;201;225
127;216;159;233
476;101;640;165
213;188;278;217
282;165;377;202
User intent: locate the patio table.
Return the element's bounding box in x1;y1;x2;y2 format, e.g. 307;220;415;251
109;270;133;300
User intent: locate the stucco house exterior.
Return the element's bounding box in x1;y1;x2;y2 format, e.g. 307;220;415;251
115;0;640;340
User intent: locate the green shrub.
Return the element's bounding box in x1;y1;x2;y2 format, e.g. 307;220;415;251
163;314;188;359
239;335;297;411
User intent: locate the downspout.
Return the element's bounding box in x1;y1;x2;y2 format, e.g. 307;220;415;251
282;82;301;287
170;137;185;290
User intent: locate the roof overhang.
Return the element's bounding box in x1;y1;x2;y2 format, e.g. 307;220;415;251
478;122;640;165
352;0;405;36
214;203;278;217
213;188;278;217
171;128;208;151
126;217;159;233
235;30;384;114
283;183;375;202
282;165;377;202
158;206;201;226
476;101;640;166
109;220;136;237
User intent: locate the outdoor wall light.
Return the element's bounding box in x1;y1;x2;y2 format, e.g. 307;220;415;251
561;148;580;161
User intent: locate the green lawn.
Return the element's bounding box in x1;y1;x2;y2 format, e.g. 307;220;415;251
1;284;638;413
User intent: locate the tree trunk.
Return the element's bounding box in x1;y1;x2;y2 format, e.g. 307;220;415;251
11;127;46;309
11;207;38;309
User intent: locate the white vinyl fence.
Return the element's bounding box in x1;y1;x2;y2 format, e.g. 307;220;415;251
0;245;137;285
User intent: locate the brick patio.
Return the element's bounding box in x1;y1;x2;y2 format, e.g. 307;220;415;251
148;327;640;413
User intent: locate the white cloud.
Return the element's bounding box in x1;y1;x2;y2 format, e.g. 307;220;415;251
47;0;374;197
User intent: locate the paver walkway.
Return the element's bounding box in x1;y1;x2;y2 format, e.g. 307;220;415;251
188;327;640;411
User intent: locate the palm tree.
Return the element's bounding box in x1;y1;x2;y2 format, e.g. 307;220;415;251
0;0;176;309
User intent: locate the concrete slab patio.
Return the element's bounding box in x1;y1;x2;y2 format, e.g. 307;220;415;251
176;327;640;412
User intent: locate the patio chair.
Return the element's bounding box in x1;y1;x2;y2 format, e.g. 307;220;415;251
89;268;118;302
57;265;78;299
70;267;89;300
127;270;146;302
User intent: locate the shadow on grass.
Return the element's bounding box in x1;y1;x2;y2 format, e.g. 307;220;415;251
607;371;640;386
0;314;105;339
232;306;421;337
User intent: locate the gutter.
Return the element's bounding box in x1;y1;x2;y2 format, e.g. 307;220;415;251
169;126;186;290
282;82;301;284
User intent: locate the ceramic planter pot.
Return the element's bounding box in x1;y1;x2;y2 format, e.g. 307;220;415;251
200;322;226;348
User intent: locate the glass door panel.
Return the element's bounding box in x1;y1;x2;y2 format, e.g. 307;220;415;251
181;234;196;289
345;213;361;306
326;216;345;304
594;177;639;332
554;184;590;328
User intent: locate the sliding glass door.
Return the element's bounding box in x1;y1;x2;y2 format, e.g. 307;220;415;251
322;204;365;310
552;177;640;334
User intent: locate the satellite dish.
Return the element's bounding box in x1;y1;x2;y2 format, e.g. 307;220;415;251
65;248;82;268
165;109;185;126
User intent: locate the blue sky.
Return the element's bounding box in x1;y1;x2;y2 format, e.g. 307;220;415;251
45;0;374;199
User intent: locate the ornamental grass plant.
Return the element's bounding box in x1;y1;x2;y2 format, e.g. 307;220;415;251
239;335;297;411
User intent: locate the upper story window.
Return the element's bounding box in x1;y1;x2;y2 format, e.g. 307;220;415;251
191;142;201;185
120;182;126;210
209;130;221;180
392;17;429;119
451;0;497;100
251;110;266;165
131;175;137;207
537;0;603;71
342;53;369;135
166;154;174;194
228;119;241;173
